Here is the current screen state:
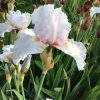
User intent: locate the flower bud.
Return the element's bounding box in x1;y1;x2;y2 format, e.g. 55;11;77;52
7;0;15;11
17;73;25;84
4;64;12;83
40;47;54;73
8;3;15;11
16;56;31;85
21;55;32;74
16;64;24;85
8;0;15;4
93;0;100;4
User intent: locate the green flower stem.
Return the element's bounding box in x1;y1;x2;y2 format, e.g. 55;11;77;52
14;75;20;92
11;30;17;43
21;84;26;100
35;71;47;100
8;82;13;100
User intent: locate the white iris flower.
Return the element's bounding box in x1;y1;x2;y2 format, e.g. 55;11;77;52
0;10;31;37
11;4;86;70
90;6;100;18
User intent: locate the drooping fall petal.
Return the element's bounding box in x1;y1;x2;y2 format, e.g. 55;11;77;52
11;35;48;63
0;22;13;37
54;39;86;70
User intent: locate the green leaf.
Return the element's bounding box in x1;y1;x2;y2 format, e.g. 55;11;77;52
63;69;70;100
55;87;64;100
7;89;23;100
52;64;63;89
42;88;56;99
34;60;43;70
30;68;37;93
80;86;100;100
1;90;7;100
2;82;8;91
69;76;84;100
54;55;61;64
54;87;62;92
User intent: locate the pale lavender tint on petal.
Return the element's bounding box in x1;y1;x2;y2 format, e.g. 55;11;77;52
3;45;14;52
55;39;86;70
11;35;48;63
17;28;35;38
32;4;71;45
0;22;13;37
7;10;31;29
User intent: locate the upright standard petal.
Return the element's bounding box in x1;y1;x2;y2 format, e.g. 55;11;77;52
7;10;31;29
0;22;13;37
32;4;71;45
11;35;48;63
55;39;86;70
90;6;100;18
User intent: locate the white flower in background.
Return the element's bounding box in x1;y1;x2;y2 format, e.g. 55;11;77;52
0;44;31;64
90;6;100;18
46;98;53;100
11;4;86;70
0;45;14;62
0;10;31;37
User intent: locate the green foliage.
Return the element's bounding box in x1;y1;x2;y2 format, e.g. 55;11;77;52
0;0;100;100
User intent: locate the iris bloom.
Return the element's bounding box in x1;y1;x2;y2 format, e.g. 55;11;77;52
0;10;31;37
90;6;100;18
11;4;86;70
